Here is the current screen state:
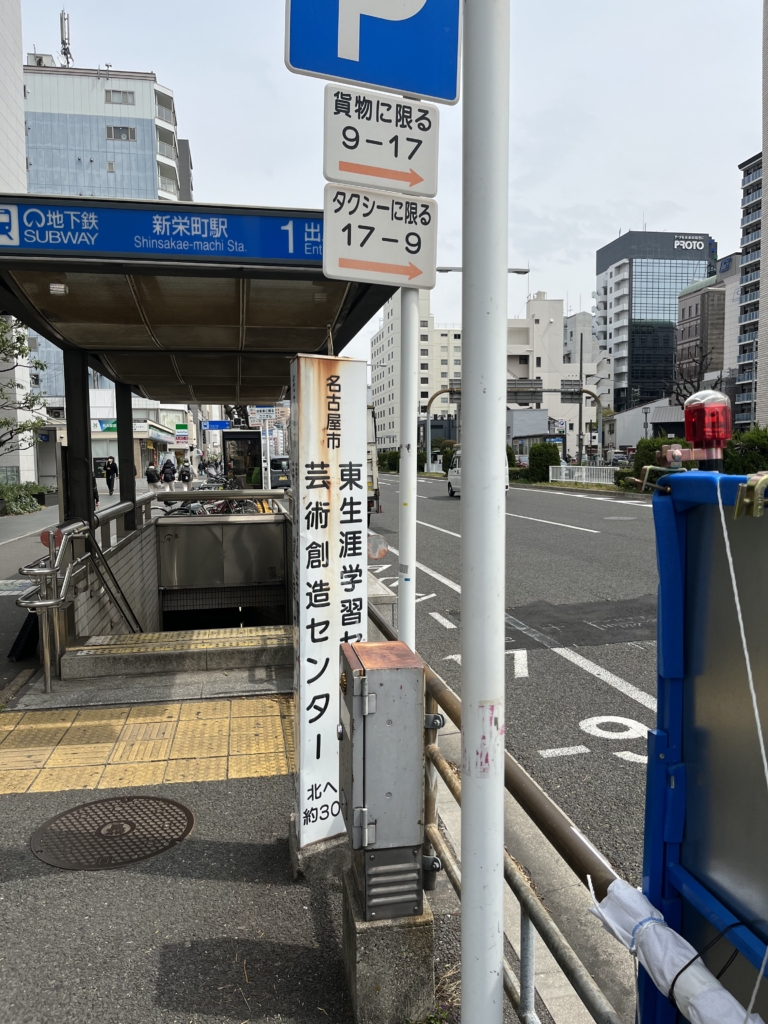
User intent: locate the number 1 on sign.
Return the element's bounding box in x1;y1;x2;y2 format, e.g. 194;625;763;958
281;220;294;254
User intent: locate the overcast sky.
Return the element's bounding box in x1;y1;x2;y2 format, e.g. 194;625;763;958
21;0;764;360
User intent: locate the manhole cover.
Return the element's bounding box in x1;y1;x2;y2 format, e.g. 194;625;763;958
30;796;194;870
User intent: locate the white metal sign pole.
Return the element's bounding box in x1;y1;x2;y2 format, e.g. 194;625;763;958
398;286;419;650
460;0;510;1021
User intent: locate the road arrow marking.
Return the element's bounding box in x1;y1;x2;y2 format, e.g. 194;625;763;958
339;258;422;281
339;161;424;188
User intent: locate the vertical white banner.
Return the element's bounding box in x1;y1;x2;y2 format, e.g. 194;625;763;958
291;354;368;847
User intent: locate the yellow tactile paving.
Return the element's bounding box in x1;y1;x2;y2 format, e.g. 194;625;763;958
0;695;294;794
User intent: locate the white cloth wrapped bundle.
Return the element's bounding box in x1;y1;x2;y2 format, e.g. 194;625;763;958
589;879;764;1024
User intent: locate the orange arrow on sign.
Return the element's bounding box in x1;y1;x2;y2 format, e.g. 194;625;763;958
339;161;424;189
339;258;423;281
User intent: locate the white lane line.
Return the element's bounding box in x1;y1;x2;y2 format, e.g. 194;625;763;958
418;519;461;538
372;564;391;574
539;745;590;758
430;611;457;630
510;486;651;508
506;512;599;534
513;649;528;678
387;544;462;594
0;525;53;548
415;593;436;604
614;751;648;764
504;613;656;711
444;654;461;665
391;542;655;711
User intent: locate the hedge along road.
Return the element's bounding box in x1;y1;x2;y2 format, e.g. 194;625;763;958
374;474;658;883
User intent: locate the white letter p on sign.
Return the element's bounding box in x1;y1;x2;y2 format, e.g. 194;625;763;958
338;0;428;61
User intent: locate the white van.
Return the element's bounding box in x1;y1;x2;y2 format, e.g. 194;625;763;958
447;450;509;497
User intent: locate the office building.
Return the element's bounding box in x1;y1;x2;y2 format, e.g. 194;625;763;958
370;291;461;450
24;54;192;201
738;153;762;428
676;277;725;380
595;231;717;413
508;293;610;457
0;0;26;192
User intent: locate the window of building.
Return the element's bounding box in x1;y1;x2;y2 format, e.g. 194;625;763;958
106;89;135;104
518;355;528;364
535;356;541;367
421;391;429;398
441;359;448;365
441;333;448;337
421;377;429;384
420;334;429;341
420;363;429;370
695;303;699;315
107;161;115;173
454;359;461;365
441;345;448;352
420;349;429;355
107;126;136;141
441;397;449;404
534;318;540;324
454;333;461;339
441;372;448;378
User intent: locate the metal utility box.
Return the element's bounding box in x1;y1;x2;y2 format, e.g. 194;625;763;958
339;641;425;921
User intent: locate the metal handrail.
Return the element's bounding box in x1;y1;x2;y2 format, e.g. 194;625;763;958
368;601;623;1024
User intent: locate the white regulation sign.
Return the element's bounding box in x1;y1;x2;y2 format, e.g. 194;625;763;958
291;354;368;848
323;183;437;290
323;84;439;198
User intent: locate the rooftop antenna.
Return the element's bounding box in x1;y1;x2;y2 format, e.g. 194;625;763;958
60;9;73;67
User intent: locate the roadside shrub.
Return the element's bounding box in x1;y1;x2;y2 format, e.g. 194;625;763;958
632;437;691;477
441;443;458;475
386;450;400;472
0;483;45;515
377;452;388;471
528;443;561;483
508;467;529;483
418;450;427;472
614;469;637;491
724;426;768;475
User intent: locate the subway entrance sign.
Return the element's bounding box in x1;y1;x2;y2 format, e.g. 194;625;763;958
0;198;323;266
286;0;462;105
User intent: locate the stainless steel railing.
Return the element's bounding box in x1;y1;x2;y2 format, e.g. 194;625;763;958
368;602;623;1024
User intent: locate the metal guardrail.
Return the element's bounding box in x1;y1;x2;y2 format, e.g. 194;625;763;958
549;466;616;485
368;602;622;1024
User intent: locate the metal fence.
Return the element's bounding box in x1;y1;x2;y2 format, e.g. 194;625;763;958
368;603;624;1024
549;466;617;486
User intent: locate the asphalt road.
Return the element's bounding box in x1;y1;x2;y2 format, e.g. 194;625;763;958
372;475;658;885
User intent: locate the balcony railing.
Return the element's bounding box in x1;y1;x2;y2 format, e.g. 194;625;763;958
739;310;760;324
739;331;758;345
738;351;756;363
737;372;754;383
743;188;763;208
735;392;755;404
741;209;762;228
158;175;178;195
155;104;174;124
742;230;762;247
739;290;760;306
157;140;177;161
742;168;763;188
741;271;761;286
735;410;755;423
741;249;761;266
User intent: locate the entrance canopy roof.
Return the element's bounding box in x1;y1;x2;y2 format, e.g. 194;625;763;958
0;196;391;402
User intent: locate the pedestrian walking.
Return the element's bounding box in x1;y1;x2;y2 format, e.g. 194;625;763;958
160;460;176;491
146;462;160;494
178;461;193;491
104;456;118;496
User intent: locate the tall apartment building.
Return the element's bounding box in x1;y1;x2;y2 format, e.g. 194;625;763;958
370;291;462;450
0;0;26;192
595;231;717;413
24;54;192;202
738;153;762;428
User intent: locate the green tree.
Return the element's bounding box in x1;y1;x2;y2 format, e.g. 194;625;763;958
632;437;691;477
724;427;768;475
0;318;46;458
528;442;561;483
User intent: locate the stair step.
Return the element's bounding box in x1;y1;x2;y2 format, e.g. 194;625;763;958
61;626;294;680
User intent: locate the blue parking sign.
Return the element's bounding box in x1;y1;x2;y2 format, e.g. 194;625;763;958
285;0;461;105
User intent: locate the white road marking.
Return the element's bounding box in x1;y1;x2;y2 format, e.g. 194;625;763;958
389;542;655;712
444;654;462;665
506;512;599;534
417;519;461;538
510;486;651;508
372;564;391;574
614;751;648;764
539;745;590;758
513;649;528;678
580;716;649;740
430;611;457;630
415;593;436;604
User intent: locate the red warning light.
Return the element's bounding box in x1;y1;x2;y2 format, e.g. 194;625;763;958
684;390;732;449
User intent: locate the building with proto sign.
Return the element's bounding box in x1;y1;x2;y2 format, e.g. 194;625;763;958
595;230;717;412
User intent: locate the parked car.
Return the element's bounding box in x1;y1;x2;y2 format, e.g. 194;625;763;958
611;455;630;468
448;450;509;497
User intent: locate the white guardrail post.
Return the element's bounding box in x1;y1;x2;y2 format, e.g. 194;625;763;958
549;466;616;486
461;1;510;1021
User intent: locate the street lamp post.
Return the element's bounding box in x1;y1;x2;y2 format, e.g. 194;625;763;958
643;406;651;439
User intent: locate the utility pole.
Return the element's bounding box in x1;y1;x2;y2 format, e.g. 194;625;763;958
398;287;419;651
577;331;584;465
461;2;509;1021
643;406;651;439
